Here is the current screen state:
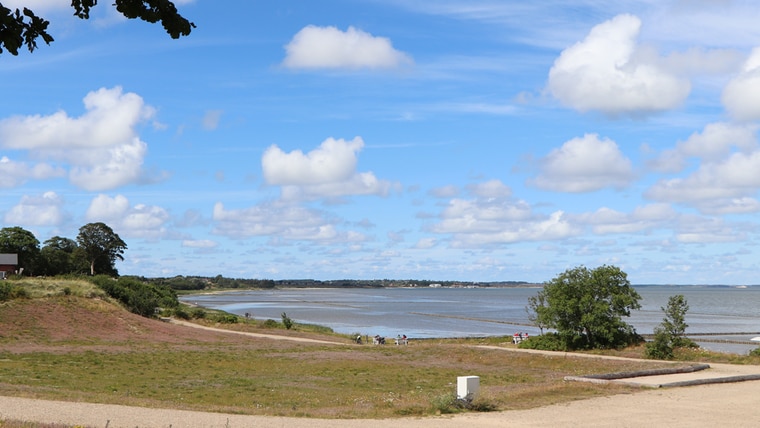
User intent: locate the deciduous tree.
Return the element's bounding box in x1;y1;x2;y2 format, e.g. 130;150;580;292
526;292;547;334
661;294;691;346
645;294;697;358
76;222;127;276
0;226;40;275
39;236;83;276
0;0;194;56
528;265;642;349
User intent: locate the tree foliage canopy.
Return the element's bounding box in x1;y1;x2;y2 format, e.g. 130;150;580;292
77;222;127;276
0;0;194;56
39;236;86;276
661;294;689;343
0;226;40;274
528;265;642;350
0;223;126;277
645;294;696;359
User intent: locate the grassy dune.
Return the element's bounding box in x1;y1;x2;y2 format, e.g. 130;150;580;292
0;278;713;422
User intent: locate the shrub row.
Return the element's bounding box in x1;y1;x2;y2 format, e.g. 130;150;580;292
88;275;178;317
0;282;27;302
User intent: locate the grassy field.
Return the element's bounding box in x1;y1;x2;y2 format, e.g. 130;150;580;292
1;277;756;426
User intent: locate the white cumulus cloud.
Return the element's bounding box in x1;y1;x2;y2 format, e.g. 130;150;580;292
580;204;677;235
86;194;130;220
0;87;157;191
548;14;690;115
531;134;635;193
263;137;361;185
282;25;412;70
262;136;393;201
722;47;760;122
650;122;758;173
675;215;743;243
68;138;147;190
85;194;170;239
428;179;580;247
467;179;512;199
646;150;760;214
213;201;364;244
4;191;66;226
0;156;65;188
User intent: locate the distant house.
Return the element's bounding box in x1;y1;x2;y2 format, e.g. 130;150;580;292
0;254;18;279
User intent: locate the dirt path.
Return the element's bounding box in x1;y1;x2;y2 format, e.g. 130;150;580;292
168;319;348;345
3;379;760;428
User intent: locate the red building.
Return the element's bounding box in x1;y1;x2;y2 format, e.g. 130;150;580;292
0;254;18;279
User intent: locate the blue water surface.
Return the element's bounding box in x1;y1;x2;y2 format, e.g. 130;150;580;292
182;285;760;354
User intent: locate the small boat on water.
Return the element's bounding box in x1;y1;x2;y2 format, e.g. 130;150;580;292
751;337;760;342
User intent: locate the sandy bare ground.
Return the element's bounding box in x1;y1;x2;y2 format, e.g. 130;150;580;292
2;378;760;428
4;320;760;427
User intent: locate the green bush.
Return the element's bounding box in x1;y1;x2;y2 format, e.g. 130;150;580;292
281;312;293;330
645;294;699;360
263;319;279;328
429;393;495;414
518;333;569;351
430;393;462;414
190;308;206;319
173;306;191;320
672;336;699;349
88;275;179;317
213;313;239;324
4;283;15;300
645;328;674;360
750;347;760;357
0;282;27;301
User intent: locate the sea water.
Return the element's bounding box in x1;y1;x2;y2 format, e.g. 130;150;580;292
181;285;760;354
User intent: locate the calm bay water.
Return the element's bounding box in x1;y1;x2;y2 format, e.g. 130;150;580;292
182;285;760;354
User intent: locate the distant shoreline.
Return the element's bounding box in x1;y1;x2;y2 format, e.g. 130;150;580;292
179;282;756;297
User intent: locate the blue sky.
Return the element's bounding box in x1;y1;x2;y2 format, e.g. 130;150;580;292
2;1;760;284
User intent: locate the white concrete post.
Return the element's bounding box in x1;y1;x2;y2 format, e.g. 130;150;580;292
457;375;480;400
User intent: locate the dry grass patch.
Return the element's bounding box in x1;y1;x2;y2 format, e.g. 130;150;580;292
11;278;106;299
0;334;682;419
